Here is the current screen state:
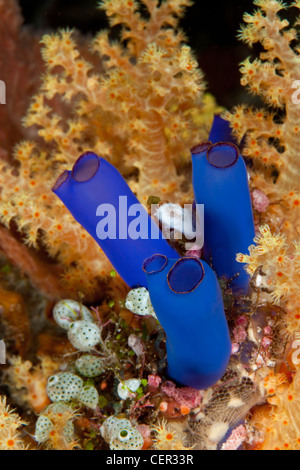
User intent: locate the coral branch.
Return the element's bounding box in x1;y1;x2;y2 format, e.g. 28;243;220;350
236;225;300;336
224;0;300;196
0;396;28;450
0;225;66;300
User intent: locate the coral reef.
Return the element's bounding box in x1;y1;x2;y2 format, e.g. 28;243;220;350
0;0;215;299
237;225;300;336
223;0;300;450
7;356;60;413
224;0;300;242
152;419;193;450
0;285;30;356
0;396;28;450
0;0;300;452
184;367;262;450
251;367;300;450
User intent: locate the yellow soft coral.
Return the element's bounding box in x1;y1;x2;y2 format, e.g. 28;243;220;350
223;1;300;202
31;1;208;203
251;367;300;450
237;225;300;336
152;419;193;450
7;356;60;413
0;139;112;297
0;396;28;450
0;0;214;297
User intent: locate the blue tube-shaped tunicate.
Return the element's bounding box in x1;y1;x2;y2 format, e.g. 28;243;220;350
143;255;231;390
209;114;237;144
52;152;179;288
191;142;255;293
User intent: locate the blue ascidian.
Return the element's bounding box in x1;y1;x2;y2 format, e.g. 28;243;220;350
143;254;231;389
52;151;179;288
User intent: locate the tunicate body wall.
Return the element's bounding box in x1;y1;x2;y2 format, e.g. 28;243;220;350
52;152;179;288
143;255;232;389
